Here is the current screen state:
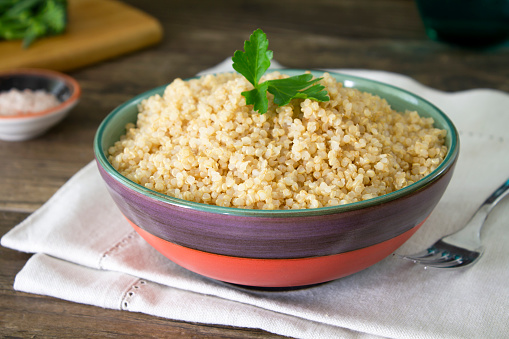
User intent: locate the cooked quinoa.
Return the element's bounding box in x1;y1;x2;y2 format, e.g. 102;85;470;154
108;72;447;210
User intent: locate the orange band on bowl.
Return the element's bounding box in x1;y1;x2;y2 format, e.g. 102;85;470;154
126;218;425;287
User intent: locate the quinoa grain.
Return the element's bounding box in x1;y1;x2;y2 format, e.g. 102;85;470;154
108;72;447;209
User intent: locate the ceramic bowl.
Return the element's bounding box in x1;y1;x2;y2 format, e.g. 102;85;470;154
0;68;81;141
94;70;459;288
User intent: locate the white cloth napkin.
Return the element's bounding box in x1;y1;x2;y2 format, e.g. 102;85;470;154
3;59;509;339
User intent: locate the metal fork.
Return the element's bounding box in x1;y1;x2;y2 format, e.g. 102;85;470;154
400;178;509;269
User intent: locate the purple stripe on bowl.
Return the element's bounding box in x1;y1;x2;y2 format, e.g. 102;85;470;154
96;159;455;259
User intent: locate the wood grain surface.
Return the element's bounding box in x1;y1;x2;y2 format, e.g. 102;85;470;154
1;0;508;337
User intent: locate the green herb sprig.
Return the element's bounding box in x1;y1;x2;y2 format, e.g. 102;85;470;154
232;29;329;114
0;0;67;49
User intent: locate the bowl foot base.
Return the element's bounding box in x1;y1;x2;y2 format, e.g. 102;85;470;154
221;281;331;292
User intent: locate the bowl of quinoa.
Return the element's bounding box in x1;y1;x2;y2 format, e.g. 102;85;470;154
0;68;80;141
94;69;459;287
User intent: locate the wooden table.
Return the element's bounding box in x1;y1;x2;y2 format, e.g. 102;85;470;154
1;0;508;337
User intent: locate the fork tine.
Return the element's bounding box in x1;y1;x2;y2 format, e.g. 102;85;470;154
399;247;438;261
403;249;458;266
422;250;482;268
419;256;464;268
400;247;482;268
425;258;466;268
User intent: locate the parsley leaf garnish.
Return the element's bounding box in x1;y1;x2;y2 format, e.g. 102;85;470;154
232;29;329;114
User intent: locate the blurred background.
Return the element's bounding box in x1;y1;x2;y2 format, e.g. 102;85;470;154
111;0;509;92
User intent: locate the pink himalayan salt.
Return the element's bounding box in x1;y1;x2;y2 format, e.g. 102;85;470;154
0;88;60;116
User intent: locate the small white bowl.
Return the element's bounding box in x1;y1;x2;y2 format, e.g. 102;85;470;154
0;68;81;141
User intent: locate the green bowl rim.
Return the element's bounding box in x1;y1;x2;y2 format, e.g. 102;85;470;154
94;69;459;217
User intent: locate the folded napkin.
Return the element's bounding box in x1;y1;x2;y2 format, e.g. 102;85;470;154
3;59;509;339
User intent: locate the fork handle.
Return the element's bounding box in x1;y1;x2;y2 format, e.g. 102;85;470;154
472;178;509;228
453;178;509;243
483;178;509;211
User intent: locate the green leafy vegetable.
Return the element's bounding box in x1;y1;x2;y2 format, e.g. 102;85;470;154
0;0;67;48
232;29;329;114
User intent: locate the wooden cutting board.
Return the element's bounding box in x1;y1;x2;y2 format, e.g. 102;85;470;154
0;0;163;71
